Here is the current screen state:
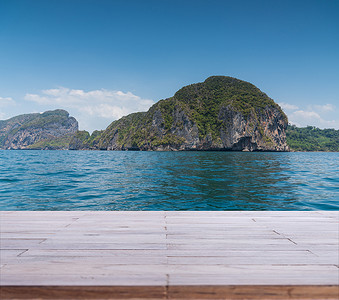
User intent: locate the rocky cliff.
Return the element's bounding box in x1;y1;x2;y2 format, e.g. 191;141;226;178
0;76;289;151
0;109;78;149
94;76;289;151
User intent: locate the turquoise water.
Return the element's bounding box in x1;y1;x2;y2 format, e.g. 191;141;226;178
0;150;338;210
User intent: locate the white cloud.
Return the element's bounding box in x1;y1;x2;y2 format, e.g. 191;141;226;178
292;110;321;119
314;104;335;112
0;96;13;102
289;109;338;129
278;102;299;110
80;104;131;119
24;87;155;132
0;96;14;106
278;101;338;129
0;97;16;120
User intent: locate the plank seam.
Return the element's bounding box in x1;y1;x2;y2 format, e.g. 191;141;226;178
17;249;28;257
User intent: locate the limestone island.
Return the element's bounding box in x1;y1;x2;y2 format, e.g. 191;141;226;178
4;76;335;151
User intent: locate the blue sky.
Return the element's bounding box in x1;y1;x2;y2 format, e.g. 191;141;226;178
0;0;338;132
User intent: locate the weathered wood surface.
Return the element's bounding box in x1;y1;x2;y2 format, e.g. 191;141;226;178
1;285;339;299
0;211;338;299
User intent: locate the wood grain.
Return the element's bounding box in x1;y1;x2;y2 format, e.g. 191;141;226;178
0;211;338;299
168;285;339;299
1;285;338;299
0;286;166;299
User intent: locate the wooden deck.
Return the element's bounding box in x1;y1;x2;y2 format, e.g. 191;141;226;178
0;211;338;299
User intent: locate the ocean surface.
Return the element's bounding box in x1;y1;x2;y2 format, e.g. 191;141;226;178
0;150;338;210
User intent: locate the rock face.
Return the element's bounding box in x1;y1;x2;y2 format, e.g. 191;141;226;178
69;130;103;150
0;77;289;151
95;76;289;151
0;109;78;149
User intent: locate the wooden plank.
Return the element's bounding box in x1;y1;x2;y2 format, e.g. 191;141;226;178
0;263;171;276
0;286;166;299
0;250;27;259
0;233;56;239
1;285;338;299
166;238;295;245
3;263;336;280
18;249;169;257
168;285;339;299
167;256;338;265
2;255;168;265
17;249;321;258
165;211;324;217
168;272;339;285
33;242;167;250
0;275;167;286
36;235;167;243
167;243;301;250
0;239;46;249
0;211;338;293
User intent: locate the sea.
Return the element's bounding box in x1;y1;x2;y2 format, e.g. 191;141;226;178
0;150;338;210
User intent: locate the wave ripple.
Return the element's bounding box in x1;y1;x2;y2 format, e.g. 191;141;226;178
0;151;338;210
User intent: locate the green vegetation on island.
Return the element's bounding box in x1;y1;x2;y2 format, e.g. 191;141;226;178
286;125;339;152
164;76;287;140
1;77;338;152
94;76;288;151
0;109;78;149
174;76;287;132
69;129;104;150
27;135;74;150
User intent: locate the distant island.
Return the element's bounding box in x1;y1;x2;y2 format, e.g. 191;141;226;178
0;109;77;150
0;76;338;151
286;125;338;152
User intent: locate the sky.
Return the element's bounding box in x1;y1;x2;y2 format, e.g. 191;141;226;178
0;0;338;132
